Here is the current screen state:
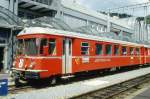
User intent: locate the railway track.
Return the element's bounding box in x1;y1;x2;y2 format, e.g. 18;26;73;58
8;80;56;94
8;66;150;96
7;68;133;94
73;73;150;99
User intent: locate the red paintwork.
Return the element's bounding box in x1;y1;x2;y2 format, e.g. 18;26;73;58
13;33;150;79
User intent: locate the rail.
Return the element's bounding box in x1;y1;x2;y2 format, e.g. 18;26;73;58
72;73;150;99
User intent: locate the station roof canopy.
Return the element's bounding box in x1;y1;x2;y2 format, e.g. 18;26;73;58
24;17;72;31
74;25;120;40
24;17;133;42
18;0;57;14
0;5;24;28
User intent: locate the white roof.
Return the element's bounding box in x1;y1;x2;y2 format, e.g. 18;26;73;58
61;0;132;30
18;27;147;47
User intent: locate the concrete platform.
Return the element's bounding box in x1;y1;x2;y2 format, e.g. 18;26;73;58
1;67;150;99
133;88;150;99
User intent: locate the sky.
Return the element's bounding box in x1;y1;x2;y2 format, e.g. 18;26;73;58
75;0;150;16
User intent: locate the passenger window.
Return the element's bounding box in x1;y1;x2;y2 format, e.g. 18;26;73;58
135;48;140;55
105;44;112;55
48;39;56;55
40;38;47;54
95;43;102;55
130;47;134;55
145;48;148;55
148;49;150;55
114;45;119;55
81;42;89;55
122;46;127;55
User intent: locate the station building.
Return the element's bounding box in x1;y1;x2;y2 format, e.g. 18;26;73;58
0;0;147;72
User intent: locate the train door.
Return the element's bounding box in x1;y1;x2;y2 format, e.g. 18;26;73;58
62;38;72;74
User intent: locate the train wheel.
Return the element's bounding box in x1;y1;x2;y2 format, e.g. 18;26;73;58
50;77;57;85
15;78;21;87
116;67;120;71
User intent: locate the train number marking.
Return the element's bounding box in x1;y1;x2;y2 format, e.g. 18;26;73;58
95;59;111;62
19;59;24;68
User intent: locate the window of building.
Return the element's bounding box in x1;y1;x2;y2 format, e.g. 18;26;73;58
18;11;25;18
27;13;35;19
81;42;89;55
105;44;112;55
34;0;52;5
135;48;140;55
49;39;56;55
130;47;134;55
114;45;119;55
95;43;102;55
122;46;127;55
40;38;47;54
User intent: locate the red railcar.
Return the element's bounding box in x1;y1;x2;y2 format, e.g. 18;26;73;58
12;27;150;83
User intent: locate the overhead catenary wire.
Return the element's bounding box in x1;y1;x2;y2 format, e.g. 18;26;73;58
103;1;150;44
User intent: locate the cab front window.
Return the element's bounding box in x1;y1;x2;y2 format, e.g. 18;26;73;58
16;38;39;56
16;39;24;55
24;38;38;55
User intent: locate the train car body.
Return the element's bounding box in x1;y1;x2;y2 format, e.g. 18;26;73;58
12;27;150;80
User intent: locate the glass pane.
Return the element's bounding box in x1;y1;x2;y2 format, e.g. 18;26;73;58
95;43;102;55
81;47;88;51
82;42;89;46
81;51;87;55
136;48;140;55
69;40;71;55
130;47;134;55
40;38;47;54
49;39;56;55
106;45;112;55
81;42;89;55
122;46;127;55
63;40;65;55
24;38;38;55
16;39;24;55
114;45;119;55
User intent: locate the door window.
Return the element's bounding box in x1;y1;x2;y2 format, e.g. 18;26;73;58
48;39;56;55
